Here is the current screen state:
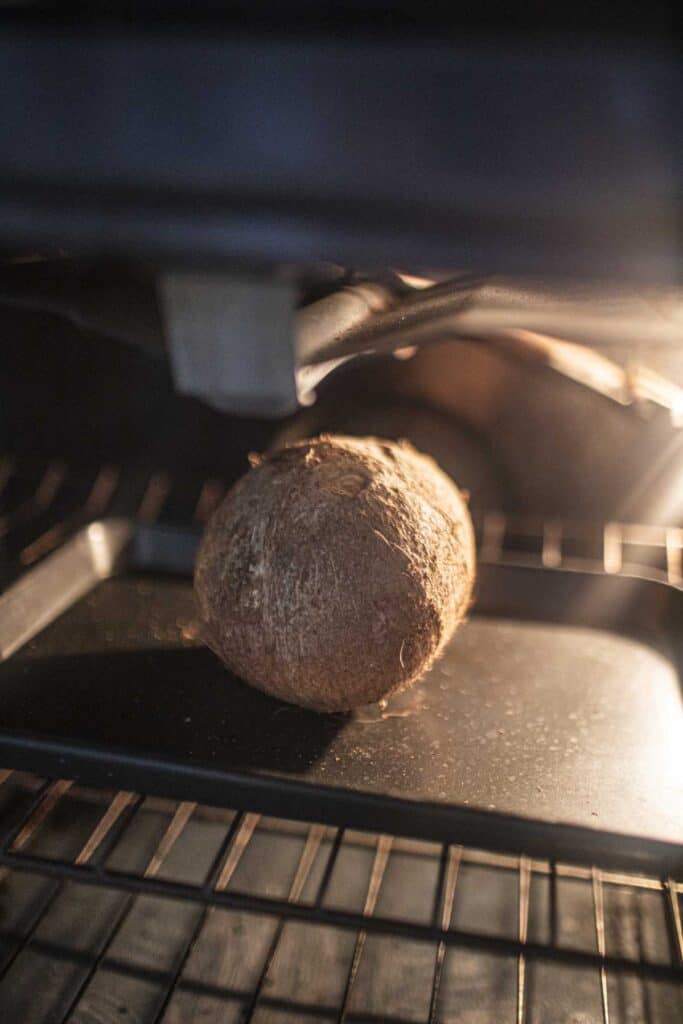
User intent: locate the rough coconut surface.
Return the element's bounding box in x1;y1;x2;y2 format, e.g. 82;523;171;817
194;435;475;712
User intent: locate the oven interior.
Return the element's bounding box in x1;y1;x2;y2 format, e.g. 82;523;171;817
0;6;681;1022
0;279;680;1022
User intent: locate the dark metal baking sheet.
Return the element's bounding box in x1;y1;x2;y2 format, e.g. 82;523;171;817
0;520;681;875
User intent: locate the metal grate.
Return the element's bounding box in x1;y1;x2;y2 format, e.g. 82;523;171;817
476;511;683;588
0;771;680;1023
0;454;681;587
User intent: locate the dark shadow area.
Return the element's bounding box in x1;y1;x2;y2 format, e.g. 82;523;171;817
0;648;344;775
0;307;277;483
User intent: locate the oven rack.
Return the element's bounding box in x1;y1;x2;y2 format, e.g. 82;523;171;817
0;770;680;1023
1;453;681;587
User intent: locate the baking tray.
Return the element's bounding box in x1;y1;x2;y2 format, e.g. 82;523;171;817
0;519;681;876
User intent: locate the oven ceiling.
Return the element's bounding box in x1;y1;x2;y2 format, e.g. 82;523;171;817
0;21;680;283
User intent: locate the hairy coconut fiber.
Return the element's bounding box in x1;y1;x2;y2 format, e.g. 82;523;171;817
195;435;475;712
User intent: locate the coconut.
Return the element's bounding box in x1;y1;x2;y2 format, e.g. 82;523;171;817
194;435;475;712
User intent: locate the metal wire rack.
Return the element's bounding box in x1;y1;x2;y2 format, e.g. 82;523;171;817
1;453;681;586
0;770;680;1023
0;455;681;1020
